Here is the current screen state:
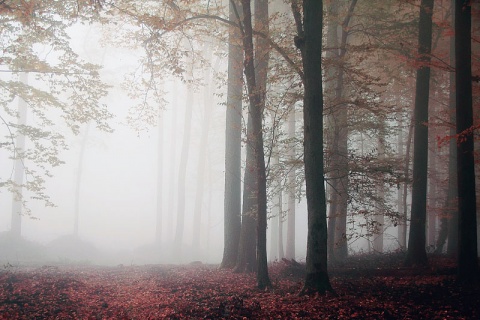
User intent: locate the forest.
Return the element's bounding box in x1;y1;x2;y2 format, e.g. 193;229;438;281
0;0;479;318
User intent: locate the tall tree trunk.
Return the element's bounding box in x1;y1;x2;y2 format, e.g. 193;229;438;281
405;0;434;267
373;118;386;253
174;67;194;255
156;109;164;244
167;83;178;243
11;72;28;239
427;127;437;248
192;50;217;254
446;0;458;256
326;0;356;261
269;143;280;261
220;0;243;269
234;128;257;273
239;0;271;289
74;123;89;238
293;0;333;294
455;0;478;283
397;117;406;249
285;108;296;260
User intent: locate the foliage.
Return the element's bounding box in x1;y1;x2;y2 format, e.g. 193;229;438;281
0;0;112;211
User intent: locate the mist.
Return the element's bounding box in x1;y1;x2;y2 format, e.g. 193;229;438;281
0;22;313;266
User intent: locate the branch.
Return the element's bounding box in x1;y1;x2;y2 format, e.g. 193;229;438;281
113;4;304;80
164;14;304;80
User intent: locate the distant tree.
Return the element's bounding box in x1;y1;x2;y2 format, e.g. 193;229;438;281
10;72;28;239
285;108;296;260
455;0;478;283
174;62;194;254
325;0;357;262
405;0;434;267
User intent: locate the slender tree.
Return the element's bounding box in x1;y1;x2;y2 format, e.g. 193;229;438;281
405;0;434;267
238;0;271;289
10;72;28;239
455;0;478;283
285;108;296;260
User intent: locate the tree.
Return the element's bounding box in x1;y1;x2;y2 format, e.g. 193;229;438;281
291;0;333;294
174;63;194;254
238;0;271;289
221;0;243;269
405;0;434;267
325;0;357;261
285;108;296;260
10;72;28;239
0;1;112;219
455;0;478;283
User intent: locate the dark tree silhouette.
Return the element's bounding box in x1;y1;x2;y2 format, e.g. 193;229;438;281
455;0;478;284
405;0;434;267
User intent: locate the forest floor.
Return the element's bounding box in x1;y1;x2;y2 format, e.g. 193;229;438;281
0;253;479;319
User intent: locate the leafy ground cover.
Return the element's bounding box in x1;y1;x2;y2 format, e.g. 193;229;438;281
1;254;479;319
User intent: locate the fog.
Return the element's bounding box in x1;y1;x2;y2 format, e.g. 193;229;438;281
0;23;313;266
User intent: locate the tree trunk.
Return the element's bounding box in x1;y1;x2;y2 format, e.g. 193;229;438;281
234;142;257;272
74;123;89;238
11;72;28;239
167;83;178;243
220;0;243;269
155;109;164;244
285;108;296;260
294;0;333;294
455;0;478;283
373;118;386;253
397;117;406;250
269;144;280;261
192;49;217;255
174;67;194;255
240;0;271;289
446;0;458;256
405;0;434;267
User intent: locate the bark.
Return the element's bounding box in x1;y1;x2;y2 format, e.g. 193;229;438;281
405;0;434;267
220;0;243;269
294;0;333;294
455;0;478;283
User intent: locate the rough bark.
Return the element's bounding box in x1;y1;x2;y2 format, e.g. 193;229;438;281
405;0;434;267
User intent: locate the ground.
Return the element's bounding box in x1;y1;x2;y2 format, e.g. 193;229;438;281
0;254;479;319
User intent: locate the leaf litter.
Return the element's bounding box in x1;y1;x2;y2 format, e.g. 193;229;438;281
0;254;479;319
